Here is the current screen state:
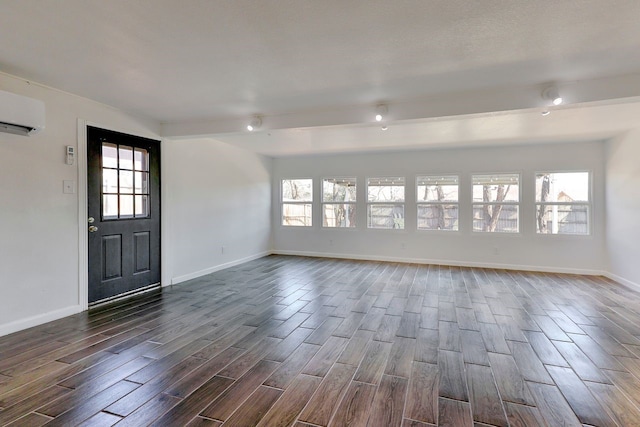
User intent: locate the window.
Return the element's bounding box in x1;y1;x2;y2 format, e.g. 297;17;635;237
417;175;459;231
472;173;519;233
367;177;405;229
536;172;589;235
322;177;356;228
102;143;150;220
281;179;313;226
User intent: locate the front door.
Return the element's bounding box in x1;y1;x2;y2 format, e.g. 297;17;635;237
87;126;161;304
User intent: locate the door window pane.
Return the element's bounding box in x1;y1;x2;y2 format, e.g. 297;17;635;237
119;170;134;194
102;143;118;168
103;195;118;219
102;142;150;219
119;146;134;170
134;148;149;171
119;195;134;217
135;172;149;194
135;195;149;218
102;169;118;193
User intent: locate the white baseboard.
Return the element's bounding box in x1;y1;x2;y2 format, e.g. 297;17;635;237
0;305;83;338
603;271;640;291
170;251;272;285
271;250;605;276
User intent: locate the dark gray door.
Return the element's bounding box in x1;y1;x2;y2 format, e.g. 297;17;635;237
87;126;161;304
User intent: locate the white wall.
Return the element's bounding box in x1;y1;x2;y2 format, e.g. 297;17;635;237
606;130;640;287
0;74;274;337
0;73;160;336
273;142;606;274
163;138;272;284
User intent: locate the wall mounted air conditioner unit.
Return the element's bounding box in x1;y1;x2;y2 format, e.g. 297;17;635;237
0;89;45;136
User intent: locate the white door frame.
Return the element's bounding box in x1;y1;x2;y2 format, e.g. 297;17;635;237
77;120;89;310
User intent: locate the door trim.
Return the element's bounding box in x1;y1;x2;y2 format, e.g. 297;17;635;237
77;119;166;311
77;120;88;310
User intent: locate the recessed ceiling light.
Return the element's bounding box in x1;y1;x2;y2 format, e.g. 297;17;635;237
542;86;563;106
247;116;262;132
375;104;387;122
541;110;550;116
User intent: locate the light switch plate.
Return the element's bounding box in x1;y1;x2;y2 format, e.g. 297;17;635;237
63;180;76;194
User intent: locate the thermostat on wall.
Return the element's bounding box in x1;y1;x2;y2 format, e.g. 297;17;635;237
66;146;75;165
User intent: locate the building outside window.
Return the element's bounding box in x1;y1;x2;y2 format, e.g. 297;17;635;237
536;172;590;235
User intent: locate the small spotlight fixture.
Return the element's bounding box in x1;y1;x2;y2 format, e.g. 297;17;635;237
542;86;563;106
247;116;262;132
375;104;387;122
381;125;388;131
541;110;550;116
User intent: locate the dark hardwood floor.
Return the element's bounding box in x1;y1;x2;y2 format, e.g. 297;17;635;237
2;255;640;426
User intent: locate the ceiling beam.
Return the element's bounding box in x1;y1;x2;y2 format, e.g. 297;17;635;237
161;73;640;139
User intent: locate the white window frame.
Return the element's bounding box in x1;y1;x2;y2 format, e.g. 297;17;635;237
535;171;591;236
281;178;313;227
416;175;459;231
366;176;405;230
322;177;357;228
472;173;521;233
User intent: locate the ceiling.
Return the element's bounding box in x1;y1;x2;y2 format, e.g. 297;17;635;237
1;0;640;156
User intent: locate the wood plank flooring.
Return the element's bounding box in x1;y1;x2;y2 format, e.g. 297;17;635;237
2;255;640;426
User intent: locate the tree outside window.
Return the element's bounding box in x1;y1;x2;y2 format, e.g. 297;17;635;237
282;178;313;226
367;177;405;229
322;178;356;227
417;175;459;231
536;172;589;235
472;174;520;233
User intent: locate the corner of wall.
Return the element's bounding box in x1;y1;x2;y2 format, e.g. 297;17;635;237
604;130;640;288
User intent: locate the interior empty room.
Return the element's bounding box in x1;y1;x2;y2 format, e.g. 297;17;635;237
1;1;640;426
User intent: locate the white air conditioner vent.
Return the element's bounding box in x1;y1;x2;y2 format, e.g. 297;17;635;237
0;90;45;136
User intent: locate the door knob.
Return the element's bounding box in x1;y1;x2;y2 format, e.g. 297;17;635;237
88;225;99;233
88;217;95;223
